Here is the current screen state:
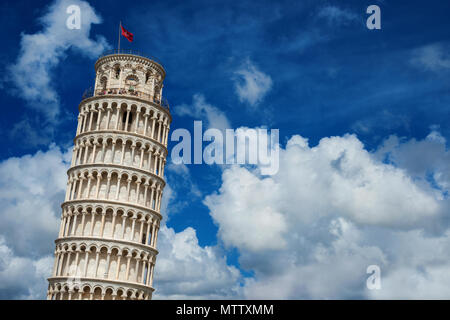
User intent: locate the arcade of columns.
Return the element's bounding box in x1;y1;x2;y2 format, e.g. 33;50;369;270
47;53;171;300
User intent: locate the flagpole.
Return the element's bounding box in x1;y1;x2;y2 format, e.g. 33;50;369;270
118;21;121;52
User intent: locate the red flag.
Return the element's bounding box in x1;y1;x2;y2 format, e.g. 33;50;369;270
121;25;134;42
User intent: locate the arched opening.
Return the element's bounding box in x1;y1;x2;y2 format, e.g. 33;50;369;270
100;77;107;92
81;286;91;300
93;287;102;300
122;111;133;131
114;65;121;79
125;75;139;93
104;288;113;300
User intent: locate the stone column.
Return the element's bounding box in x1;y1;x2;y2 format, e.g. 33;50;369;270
150;186;155;210
110;212;117;238
143;112;149;136
99;211;106;237
125;254;132;281
83;250;90;277
52;251;59;276
87;107;95;132
157;119;162;142
130;215;137;241
110;141;116;163
124;107;131;131
85;174;93;199
115;254;122;280
89;212;96;236
101;141;107;163
94;251;100;277
145;220;152;245
80;210;87;236
120;142;126;165
139;147;145;168
105;105;112;129
104;251;111;278
71;213;78;236
121;214;127;239
150;117;157;139
134;108;141;133
115;105;121;130
96;107;103;130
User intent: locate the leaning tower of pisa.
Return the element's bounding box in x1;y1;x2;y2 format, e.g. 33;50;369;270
47;50;171;300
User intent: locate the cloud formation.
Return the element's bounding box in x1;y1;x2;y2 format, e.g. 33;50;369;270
233;59;273;107
0;145;71;299
410;43;450;73
205;131;450;298
8;0;110;121
317;5;359;26
153;226;242;299
1;128;450;299
174;94;231;131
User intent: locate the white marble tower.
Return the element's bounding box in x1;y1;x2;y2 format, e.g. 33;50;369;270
47;50;171;300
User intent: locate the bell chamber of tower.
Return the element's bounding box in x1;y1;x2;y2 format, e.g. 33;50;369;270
47;50;171;300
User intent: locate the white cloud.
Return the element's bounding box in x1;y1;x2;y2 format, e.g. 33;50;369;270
375;129;450;195
0;237;53;299
317;6;359;26
233;59;273;107
205;167;287;252
0;144;71;257
8;0;110;121
2;127;450;299
367;229;450;299
174;94;231;131
153;226;242;299
0;144;71;299
410;43;450;73
204;131;450;299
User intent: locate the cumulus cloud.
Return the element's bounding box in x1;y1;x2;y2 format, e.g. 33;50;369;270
367;229;450;299
233;59;272;107
0;238;54;300
375;128;450;195
153;226;242;299
205;167;287;252
410;43;450;73
174;94;231;131
204;131;450;299
8;0;110;121
0;145;71;299
2;126;449;299
0;144;71;257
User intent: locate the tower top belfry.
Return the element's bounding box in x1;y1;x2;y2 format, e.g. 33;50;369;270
47;51;171;300
90;49;169;109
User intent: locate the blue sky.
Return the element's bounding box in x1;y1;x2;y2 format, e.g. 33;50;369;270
0;0;450;299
